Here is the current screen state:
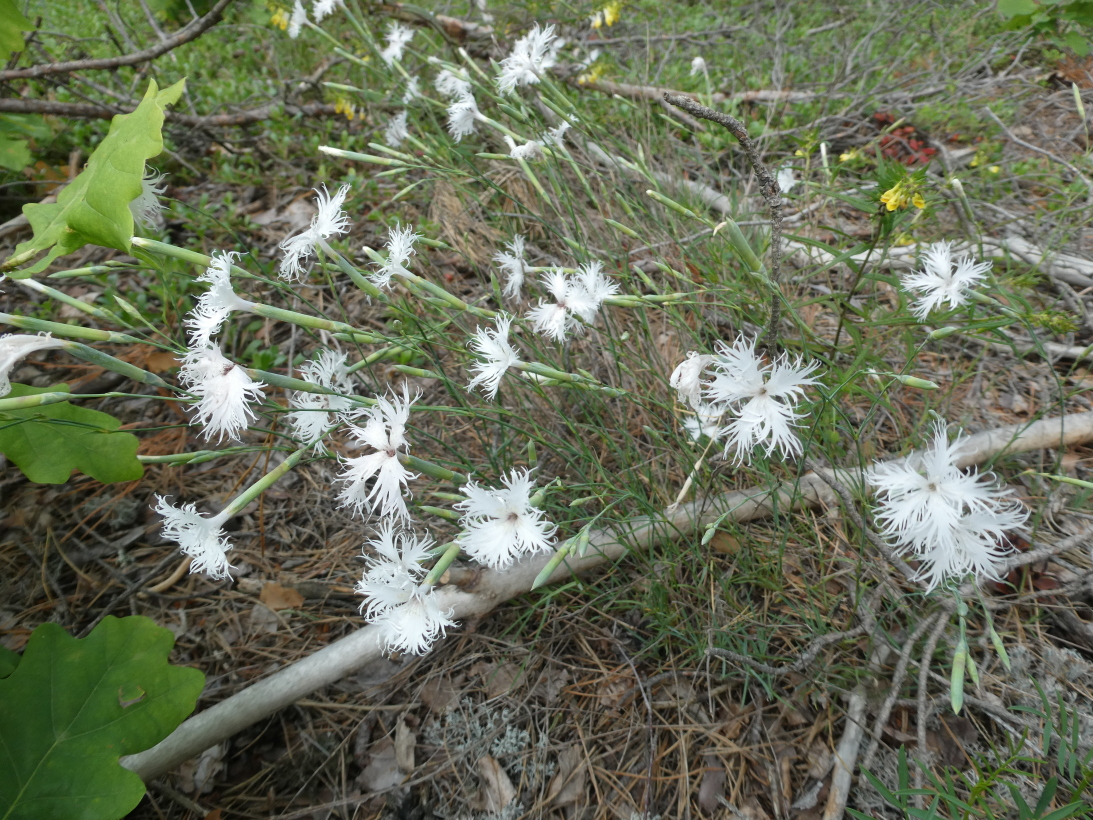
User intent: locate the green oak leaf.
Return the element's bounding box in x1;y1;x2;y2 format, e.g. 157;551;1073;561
0;384;144;484
0;644;18;679
0;0;34;59
0;136;31;171
3;78;185;277
0;616;204;820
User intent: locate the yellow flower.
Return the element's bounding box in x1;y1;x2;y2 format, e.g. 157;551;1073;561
839;148;863;162
880;182;908;211
912;192;926;209
334;98;356;121
894;232;915;246
988;165;1000;174
577;63;606;85
794;149;805;157
604;1;621;25
270;9;288;30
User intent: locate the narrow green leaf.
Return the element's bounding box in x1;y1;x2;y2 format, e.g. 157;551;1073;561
0;383;143;484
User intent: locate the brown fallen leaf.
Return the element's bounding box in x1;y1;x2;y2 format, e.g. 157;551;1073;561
260;582;304;611
546;745;587;808
395;716;415;774
359;738;402;792
420;676;459;713
697;753;726;816
476;755;516;813
805;738;833;780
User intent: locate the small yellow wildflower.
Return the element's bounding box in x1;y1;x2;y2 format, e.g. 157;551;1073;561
893;232;915;246
577;63;606;85
794;149;806;157
334;98;357;121
988;165;1000;174
591;1;622;28
839;148;863;162
912;192;926;209
880;181;909;211
270;9;288;30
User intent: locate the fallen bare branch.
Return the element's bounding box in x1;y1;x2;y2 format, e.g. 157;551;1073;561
0;97;339;126
572;77;820;105
119;410;1093;782
0;0;236;82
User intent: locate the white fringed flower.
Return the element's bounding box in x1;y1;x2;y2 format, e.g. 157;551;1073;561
494;235;527;299
504;135;543;160
497;23;562;94
455;468;556;569
369;223;420;288
435;68;473;99
703;334;820;463
467;313;521;399
381;22;414;65
278;183;352;280
526;269;595;341
402;76;421;103
179;345;266;442
669;352;716;410
0;333;65;397
312;0;342;23
446;94;481;141
776;165;798;194
900;241;991;319
362;520;433;580
385;110;410;147
690;56;707;76
870;421;1028;591
683;403;725;442
186;250;255;348
286;349;355;446
153;496;234;579
288;0;307;37
336;385;419;520
541;121;570;146
574;260;618;312
129;167;167;229
374;583;456;655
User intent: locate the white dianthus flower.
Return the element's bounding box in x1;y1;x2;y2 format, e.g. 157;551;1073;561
179;345;266;442
494;235;527;299
129;167;167;230
703;334;820;463
683;403;725;443
402;76;421;103
496;23;562;94
362;520;433;580
0;333;65;397
435;68;473;99
288;0;307;38
870;421;1028;590
900;241;991;319
456;468;556;569
505;135;543;160
153;496;234;579
385;110;410;148
278;183;352;280
690;56;707;77
374;583;456;655
381;22;414;65
446;94;481;141
186;250;256;348
541;121;570;146
336;384;419;520
526;269;595;342
312;0;342;23
669;351;716;410
574;260;618;313
467;313;521;400
776;165;798;194
285;349;355;446
369;222;420;288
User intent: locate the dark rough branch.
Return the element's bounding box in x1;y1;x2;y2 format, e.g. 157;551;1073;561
0;0;236;82
663;93;785;350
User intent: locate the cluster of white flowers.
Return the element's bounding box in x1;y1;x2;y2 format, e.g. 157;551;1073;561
671;336;819;462
526;261;618;341
900;241;991;319
279;184;352;280
871;421;1028;590
186;251;255;348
